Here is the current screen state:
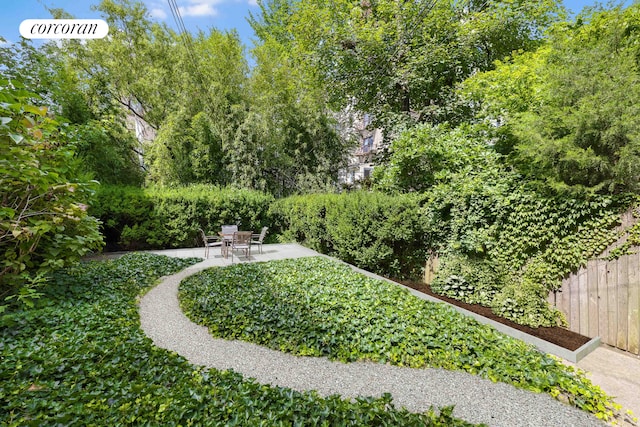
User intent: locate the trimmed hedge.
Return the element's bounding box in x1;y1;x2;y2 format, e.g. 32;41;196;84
89;185;274;251
89;186;427;279
269;191;430;279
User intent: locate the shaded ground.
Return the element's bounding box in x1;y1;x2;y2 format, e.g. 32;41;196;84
398;280;590;351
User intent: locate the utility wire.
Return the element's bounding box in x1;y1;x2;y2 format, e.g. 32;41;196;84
166;0;213;111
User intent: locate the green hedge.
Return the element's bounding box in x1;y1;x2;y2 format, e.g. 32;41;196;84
269;191;430;279
89;185;274;251
0;253;477;426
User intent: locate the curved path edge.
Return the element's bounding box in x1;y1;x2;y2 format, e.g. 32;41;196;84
139;258;604;427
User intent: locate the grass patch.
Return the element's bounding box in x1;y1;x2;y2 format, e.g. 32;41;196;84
0;253;477;426
179;256;620;421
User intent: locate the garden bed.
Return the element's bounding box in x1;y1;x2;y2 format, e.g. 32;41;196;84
398;280;590;351
1;254;472;426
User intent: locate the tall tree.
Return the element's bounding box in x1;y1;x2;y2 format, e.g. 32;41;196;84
244;35;352;195
144;28;249;186
463;3;640;194
250;0;563;133
0;35;144;186
15;0;357;195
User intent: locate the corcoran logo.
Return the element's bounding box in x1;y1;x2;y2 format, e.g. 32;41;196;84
19;19;109;39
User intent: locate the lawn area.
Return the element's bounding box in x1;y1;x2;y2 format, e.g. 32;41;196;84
0;253;477;426
179;256;619;421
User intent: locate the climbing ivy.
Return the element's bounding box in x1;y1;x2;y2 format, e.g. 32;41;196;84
606;205;640;260
426;177;632;326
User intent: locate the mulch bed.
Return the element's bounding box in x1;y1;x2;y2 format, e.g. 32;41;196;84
397;280;591;352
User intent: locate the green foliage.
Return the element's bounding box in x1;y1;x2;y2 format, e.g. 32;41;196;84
71;119;145;186
414;127;516;257
430;255;503;307
491;273;564;328
464;4;640;194
89;184;274;251
146;108;224;186
425;182;625;326
179;256;620;421
40;0;351;196
0;79;103;303
374;123;498;193
251;0;562;130
269;191;429;279
605;202;640;260
0;36;145;186
0;253;477;426
491;195;623;292
371;119;628;325
447;6;640;325
375;121;630;326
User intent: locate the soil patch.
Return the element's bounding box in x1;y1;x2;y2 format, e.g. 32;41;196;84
397;280;590;352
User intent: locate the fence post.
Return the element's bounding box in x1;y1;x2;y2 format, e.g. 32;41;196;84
424;251;439;285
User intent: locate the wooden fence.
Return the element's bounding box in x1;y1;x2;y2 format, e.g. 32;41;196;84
549;208;640;355
550;252;640;354
424;253;439;285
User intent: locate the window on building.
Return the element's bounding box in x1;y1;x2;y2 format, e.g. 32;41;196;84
363;136;373;152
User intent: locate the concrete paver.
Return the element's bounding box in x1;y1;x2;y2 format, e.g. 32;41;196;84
573;346;640;425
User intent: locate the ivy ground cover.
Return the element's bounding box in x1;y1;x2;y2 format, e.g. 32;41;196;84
0;253;477;426
179;257;620;421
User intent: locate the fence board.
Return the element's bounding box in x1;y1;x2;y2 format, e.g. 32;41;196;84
579;268;589;336
570;273;580;333
424;255;439;285
597;261;609;344
617;256;629;350
560;278;570;317
607;261;618;347
587;262;599;337
544;207;640;354
628;252;640;355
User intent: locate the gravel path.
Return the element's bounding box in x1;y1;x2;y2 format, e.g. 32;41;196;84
139;260;605;427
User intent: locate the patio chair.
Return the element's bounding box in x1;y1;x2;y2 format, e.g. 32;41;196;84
200;228;223;259
221;224;238;235
251;226;268;254
220;225;239;258
230;231;252;262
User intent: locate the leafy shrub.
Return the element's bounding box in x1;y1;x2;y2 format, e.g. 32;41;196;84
430;255;503;306
0;78;103;304
89;184;273;251
269;191;429;279
0;253;475;426
179;257;620;421
491;275;565;328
